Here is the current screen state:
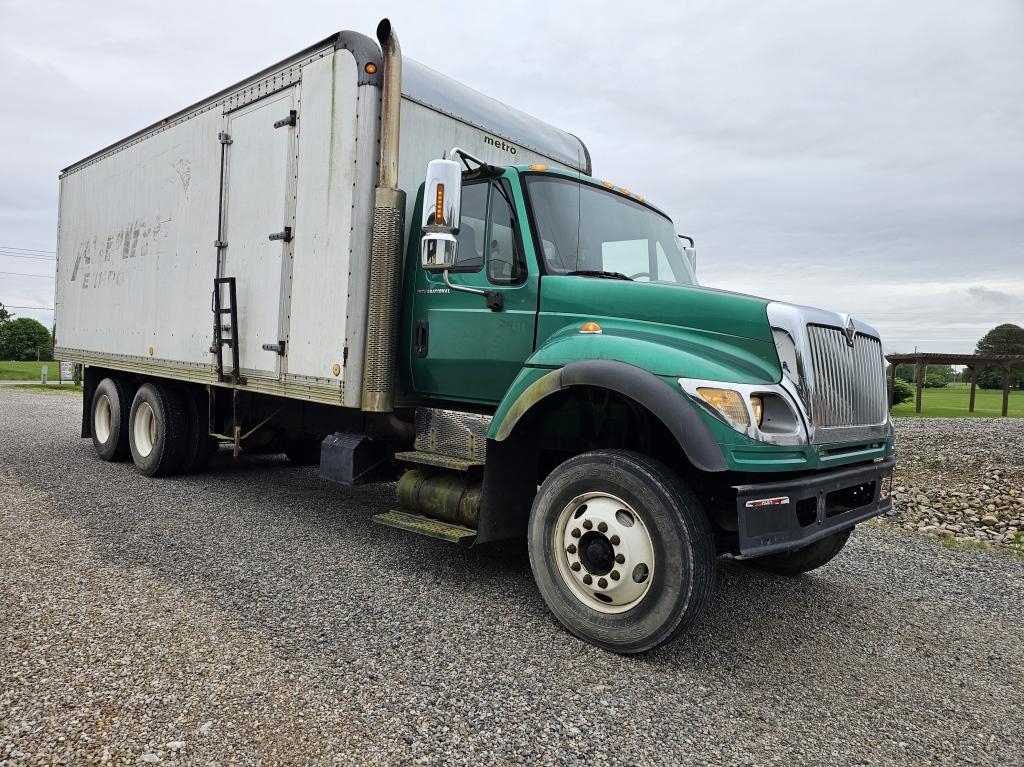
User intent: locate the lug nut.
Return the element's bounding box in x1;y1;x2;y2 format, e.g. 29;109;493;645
582;574;593;585
571;528;581;538
582;520;593;530
615;553;625;564
610;535;620;545
566;544;577;554
598;522;608;533
571;562;581;571
598;578;608;588
610;570;621;581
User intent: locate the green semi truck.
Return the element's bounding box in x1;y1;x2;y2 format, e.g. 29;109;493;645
56;20;894;652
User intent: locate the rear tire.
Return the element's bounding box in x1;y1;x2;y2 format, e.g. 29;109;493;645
90;376;132;461
528;449;716;654
744;528;853;575
128;382;187;477
180;385;218;473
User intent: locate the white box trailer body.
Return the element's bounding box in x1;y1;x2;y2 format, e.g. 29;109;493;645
55;31;589;409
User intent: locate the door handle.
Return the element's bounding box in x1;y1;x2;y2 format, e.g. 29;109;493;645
414;321;429;358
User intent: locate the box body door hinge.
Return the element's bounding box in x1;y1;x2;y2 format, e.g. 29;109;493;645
274;110;297;128
269;226;292;242
218;132;233;145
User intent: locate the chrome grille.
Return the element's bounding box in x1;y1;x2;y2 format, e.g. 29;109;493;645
806;325;887;429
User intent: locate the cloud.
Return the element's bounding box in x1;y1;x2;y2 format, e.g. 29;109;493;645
965;286;1023;307
1;0;1021;351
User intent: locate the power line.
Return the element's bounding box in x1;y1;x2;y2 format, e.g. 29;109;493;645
0;271;54;279
2;304;54;311
0;245;55;254
0;252;57;261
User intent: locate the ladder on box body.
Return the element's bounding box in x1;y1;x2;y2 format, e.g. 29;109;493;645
212;277;240;383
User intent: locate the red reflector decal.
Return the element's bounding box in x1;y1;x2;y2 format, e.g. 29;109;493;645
745;496;791;508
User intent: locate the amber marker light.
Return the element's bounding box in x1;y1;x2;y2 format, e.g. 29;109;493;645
365;62;378;74
579;321;603;334
435;183;445;225
529;164;549;171
601;180;615;189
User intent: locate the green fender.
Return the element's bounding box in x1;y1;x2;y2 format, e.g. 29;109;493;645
489;359;730;473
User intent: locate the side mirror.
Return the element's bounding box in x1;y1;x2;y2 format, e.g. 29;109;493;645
422;159;462;231
678;234;696;274
421;232;458;272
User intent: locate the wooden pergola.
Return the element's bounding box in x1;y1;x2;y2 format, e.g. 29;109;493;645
885;352;1024;416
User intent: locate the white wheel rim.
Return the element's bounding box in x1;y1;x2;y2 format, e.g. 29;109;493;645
133;401;157;458
94;394;112;444
553;491;656;614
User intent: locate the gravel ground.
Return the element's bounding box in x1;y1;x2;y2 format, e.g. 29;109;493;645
2;388;1023;766
880;418;1024;550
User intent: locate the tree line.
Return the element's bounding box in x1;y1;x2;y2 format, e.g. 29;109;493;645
0;302;54;361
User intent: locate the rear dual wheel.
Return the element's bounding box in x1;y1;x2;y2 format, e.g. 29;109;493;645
529;449;716;654
128;382;188;477
90;377;134;461
90;376;216;475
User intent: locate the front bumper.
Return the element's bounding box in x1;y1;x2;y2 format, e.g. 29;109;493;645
733;456;895;558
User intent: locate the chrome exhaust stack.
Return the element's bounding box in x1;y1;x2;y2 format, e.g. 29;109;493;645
361;18;406;413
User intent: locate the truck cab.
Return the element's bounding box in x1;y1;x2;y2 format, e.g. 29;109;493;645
388;158;894;651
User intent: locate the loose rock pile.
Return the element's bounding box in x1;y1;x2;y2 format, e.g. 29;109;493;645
880;418;1024;551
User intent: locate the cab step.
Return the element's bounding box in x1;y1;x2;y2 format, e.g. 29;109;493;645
372;510;477;545
393;450;482;472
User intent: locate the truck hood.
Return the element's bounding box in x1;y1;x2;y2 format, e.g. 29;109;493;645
532;276;782;384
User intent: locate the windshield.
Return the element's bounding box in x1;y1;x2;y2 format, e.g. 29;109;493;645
523;175;697;285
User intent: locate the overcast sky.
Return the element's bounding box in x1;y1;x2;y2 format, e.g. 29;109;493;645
1;0;1021;353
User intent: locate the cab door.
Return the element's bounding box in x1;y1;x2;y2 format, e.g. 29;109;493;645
408;177;537;404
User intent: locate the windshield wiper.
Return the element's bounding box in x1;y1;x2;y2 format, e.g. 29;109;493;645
566;270;633;281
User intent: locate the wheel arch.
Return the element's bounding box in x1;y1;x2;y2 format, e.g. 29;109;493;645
477;360;728;545
491;359;728;473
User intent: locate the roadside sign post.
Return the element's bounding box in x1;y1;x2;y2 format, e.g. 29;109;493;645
40;365;48;384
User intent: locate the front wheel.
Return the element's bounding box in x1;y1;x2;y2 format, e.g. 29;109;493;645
528;449;716;654
744;529;852;576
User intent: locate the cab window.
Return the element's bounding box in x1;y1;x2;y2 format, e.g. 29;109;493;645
452;181;487;272
487;180;525;285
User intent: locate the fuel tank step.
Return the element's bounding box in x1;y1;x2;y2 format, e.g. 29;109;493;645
393;450;482;472
372;510;477;545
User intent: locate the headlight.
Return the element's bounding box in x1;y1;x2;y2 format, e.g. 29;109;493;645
680;377;808;446
749;395;764;426
697;387;750;428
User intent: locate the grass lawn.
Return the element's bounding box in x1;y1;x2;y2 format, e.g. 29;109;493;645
7;383;82;395
891;382;1023;418
0;360;69;381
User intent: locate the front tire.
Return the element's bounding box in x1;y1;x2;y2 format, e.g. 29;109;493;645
128;382;187;477
90;376;133;461
528;449;716;654
744;529;852;576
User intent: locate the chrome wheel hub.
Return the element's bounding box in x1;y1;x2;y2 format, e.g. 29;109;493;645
554;492;655;614
133;401;157;458
94;394;112;444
